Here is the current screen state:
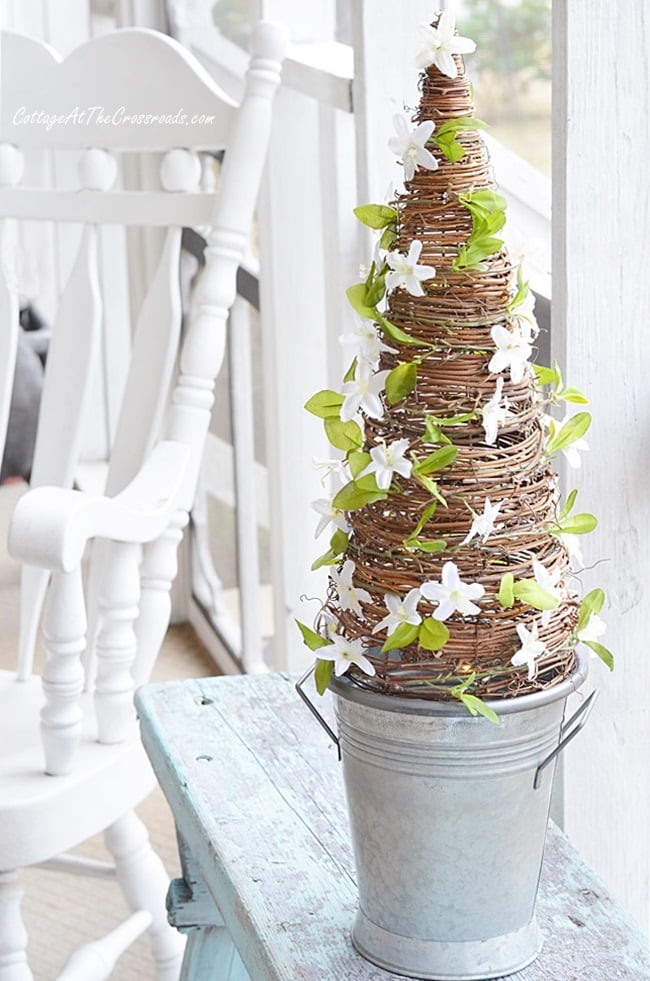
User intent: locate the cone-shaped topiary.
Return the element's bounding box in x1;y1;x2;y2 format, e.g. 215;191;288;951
299;11;612;712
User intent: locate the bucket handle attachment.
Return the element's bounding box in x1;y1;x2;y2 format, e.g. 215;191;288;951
533;689;598;789
295;665;341;761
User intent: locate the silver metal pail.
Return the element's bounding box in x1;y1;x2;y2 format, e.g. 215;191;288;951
299;654;593;980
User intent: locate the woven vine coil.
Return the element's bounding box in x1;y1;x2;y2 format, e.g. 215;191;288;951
321;39;577;700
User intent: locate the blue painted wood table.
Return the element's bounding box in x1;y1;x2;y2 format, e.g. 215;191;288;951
135;673;649;980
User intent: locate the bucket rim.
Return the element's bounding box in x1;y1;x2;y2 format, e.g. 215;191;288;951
329;650;589;717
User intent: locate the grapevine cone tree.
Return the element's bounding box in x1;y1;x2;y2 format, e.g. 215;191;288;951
299;12;611;712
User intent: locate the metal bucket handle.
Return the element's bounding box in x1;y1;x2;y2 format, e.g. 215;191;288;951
533;689;598;789
295;665;341;760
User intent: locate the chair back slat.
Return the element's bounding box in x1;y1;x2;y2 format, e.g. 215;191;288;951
0;221;19;467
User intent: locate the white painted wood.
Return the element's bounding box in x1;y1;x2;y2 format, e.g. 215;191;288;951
552;0;650;934
0;871;32;981
0;220;19;470
57;911;152;981
0;189;219;226
37;855;115;879
40;567;86;776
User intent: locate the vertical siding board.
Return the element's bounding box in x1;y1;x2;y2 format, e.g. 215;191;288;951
553;0;650;932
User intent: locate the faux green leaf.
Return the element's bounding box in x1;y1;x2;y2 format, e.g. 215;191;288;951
330;529;349;555
410;500;438;539
414;444;458;476
324;418;363;452
304;389;343;419
433;131;465;163
555;513;598;535
343;358;357;384
559;488;579;521
295;619;332;652
453;236;504;272
513;579;560;611
496;572;515;608
423;417;451;445
546;411;591;454
533;363;561;387
348;450;372;479
375;313;422;347
404;537;448;553
346;282;376;319
429;411;477;426
458;189;508;217
385;362;417;404
584;641;614;671
353;203;398;230
314;658;334;695
506;278;530;313
416;474;448;506
366;272;387;307
460;693;500;725
310;548;340;571
332;479;387;512
436;117;489;138
379;226;398;251
559;386;589;404
577;588;606;631
381;621;420;653
418;618;449;651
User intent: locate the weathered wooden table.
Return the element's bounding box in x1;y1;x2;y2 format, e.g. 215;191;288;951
135;673;649;981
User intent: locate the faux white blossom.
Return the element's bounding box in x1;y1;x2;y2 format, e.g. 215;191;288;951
312;456;351;486
532;559;562;627
488;323;532;384
513;289;540;342
372;588;422;635
361;438;413;491
341;366;389;422
318;633;376;678
339;315;396;368
385;240;436;297
415;12;477;79
388;114;438;182
562;433;589;470
481;377;512;445
311;496;351;539
331;560;372;617
578;613;607;645
561;533;584;569
504;224;549;284
420;561;485;621
511;621;546;680
461;498;502;545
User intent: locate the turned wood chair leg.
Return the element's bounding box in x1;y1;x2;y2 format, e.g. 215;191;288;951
104;812;185;981
0;872;33;981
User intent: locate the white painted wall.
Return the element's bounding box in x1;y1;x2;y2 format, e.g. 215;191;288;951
553;0;650;934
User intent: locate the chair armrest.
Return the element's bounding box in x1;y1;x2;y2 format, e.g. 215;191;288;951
8;440;192;572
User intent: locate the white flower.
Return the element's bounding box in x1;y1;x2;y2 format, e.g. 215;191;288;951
331;560;372;617
488;323;532;384
504;224;549;283
511;621;546;680
318;633;376;678
388;114;438;182
339;315;396;368
481;377;512;445
311;497;351;539
532;560;562;627
562;437;589;470
415;12;476;78
386;240;436;297
461;498;502;545
312;456;351;486
341;365;389;422
361;438;413;491
420;561;485;621
513;289;539;342
561;533;584;569
372;588;422;635
578;613;606;645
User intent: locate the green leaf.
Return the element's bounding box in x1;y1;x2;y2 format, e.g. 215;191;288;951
436;116;489;138
533;363;561;387
304;389;343;419
381;621;420;653
506;279;531;313
453;236;504;272
385;362;417;404
414;444;458;476
324;418;363;453
458;189;508;217
433;131;465;162
404;537;448;553
558;386;589;404
353;203;398;229
546;411;591;454
577;588;606;631
423;417;451;444
496;572;515;608
295;619;332;652
410;501;438;539
348;450;371;478
459;693;500;725
429;411;477;426
559;488;579;521
416;474;448;506
584;641;614;671
314;658;334;694
346;282;376;319
375;313;422;347
343;358;357;383
418;618;449;651
555;513;598;535
310;548;340;571
379;227;398;251
332;479;387;512
366;272;387;307
513;579;560;611
330;529;349;555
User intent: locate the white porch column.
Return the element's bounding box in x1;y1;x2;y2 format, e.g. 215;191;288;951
553;0;650;933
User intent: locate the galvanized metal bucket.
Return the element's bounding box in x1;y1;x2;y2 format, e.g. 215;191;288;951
298;655;594;980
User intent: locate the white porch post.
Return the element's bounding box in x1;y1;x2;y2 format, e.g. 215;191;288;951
553;0;650;933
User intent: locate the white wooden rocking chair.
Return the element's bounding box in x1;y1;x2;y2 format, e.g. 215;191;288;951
0;22;285;980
